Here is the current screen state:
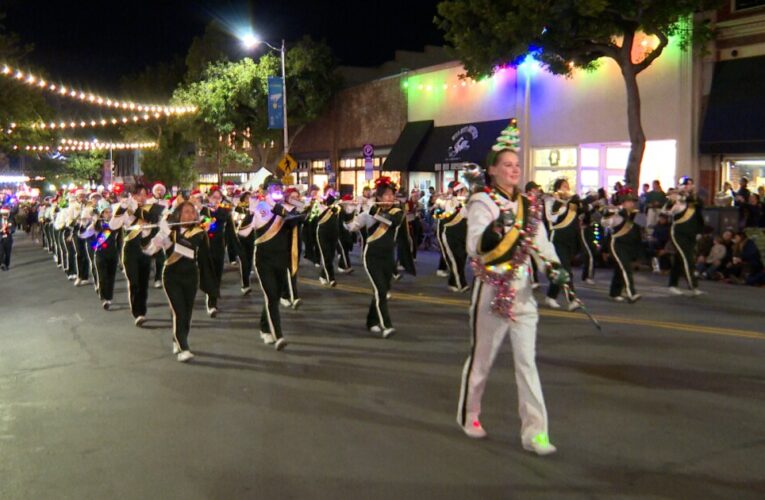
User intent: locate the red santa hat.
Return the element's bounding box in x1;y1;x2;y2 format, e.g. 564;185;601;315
208;185;221;194
284;187;299;199
190;189;202;197
341;194;354;201
152;182;167;196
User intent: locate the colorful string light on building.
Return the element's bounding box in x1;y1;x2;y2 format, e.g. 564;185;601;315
0;63;196;114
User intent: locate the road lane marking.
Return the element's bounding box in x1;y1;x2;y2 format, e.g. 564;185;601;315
299;278;765;341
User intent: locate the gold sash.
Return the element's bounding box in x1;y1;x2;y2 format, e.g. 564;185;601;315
675;206;696;225
256;216;284;244
480;198;525;264
613;221;634;239
552;203;577;230
444;211;465;228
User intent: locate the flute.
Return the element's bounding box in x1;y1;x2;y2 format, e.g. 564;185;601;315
125;219;203;231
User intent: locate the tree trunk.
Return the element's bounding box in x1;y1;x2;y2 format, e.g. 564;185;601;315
619;38;646;191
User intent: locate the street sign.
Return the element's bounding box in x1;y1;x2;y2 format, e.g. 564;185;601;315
278;154;297;175
362;143;375;181
282;174;295;185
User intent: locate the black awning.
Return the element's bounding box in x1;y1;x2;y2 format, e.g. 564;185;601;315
410;118;511;172
382;120;434;171
700;55;765;154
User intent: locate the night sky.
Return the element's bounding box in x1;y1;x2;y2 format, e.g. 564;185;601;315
3;0;444;92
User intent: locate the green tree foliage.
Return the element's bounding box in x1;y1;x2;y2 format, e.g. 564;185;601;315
173;36;339;175
139;129;196;188
65;151;105;182
437;0;722;188
0;11;53;152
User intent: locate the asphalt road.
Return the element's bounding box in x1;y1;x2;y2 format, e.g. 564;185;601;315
1;234;764;500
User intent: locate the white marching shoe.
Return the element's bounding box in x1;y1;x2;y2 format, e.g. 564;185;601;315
290;298;302;310
153;280;162;289
544;297;561;309
134;316;146;327
462;418;488;439
369;325;382;334
172;343;181;355
280;298;292;307
260;331;276;345
102;300;111;310
522;433;557;456
689;288;705;297
274;338;288;351
207;307;218;318
176;351;195;363
382;327;396;339
436;269;449;277
241;286;252;296
584;278;596;285
668;286;685;295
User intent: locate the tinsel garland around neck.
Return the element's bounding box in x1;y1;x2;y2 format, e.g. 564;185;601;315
470;190;543;320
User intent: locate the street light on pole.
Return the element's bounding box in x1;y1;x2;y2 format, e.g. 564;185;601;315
241;33;289;159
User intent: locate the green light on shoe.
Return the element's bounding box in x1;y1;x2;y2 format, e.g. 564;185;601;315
532;433;550;446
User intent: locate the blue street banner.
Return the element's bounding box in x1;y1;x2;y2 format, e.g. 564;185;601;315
267;76;284;130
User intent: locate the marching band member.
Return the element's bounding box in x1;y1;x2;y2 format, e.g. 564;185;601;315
543;178;582;311
579;191;603;285
145;201;217;362
436;181;469;292
199;186;239;317
315;186;341;287
234;191;255;295
224;181;240;266
110;184;158;327
71;189;93;286
395;189;416;278
337;194;356;274
0;206;14;270
406;189;424;261
248;177;297;351
345;177;403;338
149;183;169;289
302;185;321;268
62;191;78;280
457;122;563;455
280;187;305;309
93;202;120;310
666;177;705;296
601;190;642;303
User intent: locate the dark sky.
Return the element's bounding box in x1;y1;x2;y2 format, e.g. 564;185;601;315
3;0;444;92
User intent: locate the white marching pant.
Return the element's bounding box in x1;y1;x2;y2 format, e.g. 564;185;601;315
457;276;549;444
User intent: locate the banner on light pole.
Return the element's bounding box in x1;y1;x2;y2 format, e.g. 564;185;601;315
267;76;284;130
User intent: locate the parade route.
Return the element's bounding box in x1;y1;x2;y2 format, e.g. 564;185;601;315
1;234;764;499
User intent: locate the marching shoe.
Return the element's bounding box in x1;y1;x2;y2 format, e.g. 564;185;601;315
396;265;405;272
134;316;146;327
77;279;91;287
668;286;685;295
543;297;561;309
241;286;252;296
313;263;321;268
207;307;218;318
260;332;276;345
611;296;626;302
153;280;162;289
628;294;642;303
567;300;583;312
280;298;292;307
689;288;705;297
584;278;596;285
274;338;288;351
448;285;460;292
176;351;195;363
392;274;401;281
338;267;353;274
382;327;396;339
290;298;302;310
462;419;488;439
386;292;392;300
68;274;77;281
436;269;449;277
319;276;328;285
523;433;557;456
74;278;82;286
172;343;181;355
459;286;471;293
102;300;111;310
369;325;382;334
329;280;337;288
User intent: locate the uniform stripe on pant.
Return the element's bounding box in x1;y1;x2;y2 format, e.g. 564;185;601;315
458;279;483;427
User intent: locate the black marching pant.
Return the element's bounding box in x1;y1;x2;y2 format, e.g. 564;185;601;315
669;234;698;289
96;251;118;301
443;227;467;289
281;269;299;303
124;246;151;318
547;239;576;301
153;251;165;282
609;243;636;298
207;239;225;308
238;234;255;288
254;251;286;340
0;237;12;268
364;251;394;329
317;227;337;282
163;262;198;351
580;226;598;281
75;235;90;280
64;229;76;275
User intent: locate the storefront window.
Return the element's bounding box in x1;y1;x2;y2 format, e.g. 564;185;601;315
580;148;600;168
533;148;577;168
533;169;577;193
728;161;765;191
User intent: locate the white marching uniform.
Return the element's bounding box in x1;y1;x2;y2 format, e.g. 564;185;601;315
457;190;560;446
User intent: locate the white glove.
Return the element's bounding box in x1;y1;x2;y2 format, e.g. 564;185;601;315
159;218;171;236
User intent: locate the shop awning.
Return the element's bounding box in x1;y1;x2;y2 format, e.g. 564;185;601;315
382;120;434;171
700;55;765;154
410;118;511;172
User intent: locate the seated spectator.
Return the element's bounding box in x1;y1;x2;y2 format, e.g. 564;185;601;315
648;213;672;272
723;231;765;286
714;182;735;207
696;235;726;280
741;194;762;228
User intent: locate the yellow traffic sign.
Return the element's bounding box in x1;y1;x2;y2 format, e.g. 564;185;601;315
278;154;298;175
282;174;295;185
